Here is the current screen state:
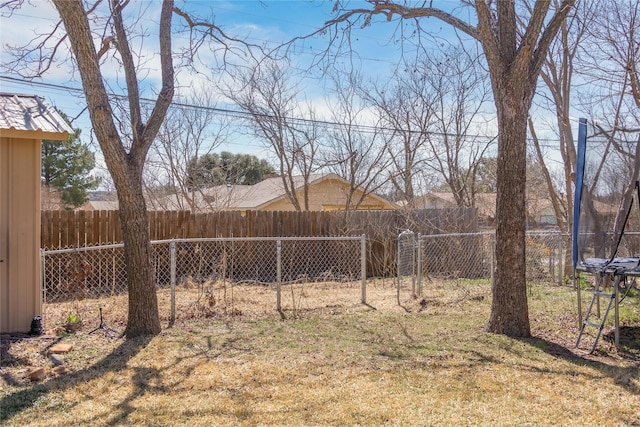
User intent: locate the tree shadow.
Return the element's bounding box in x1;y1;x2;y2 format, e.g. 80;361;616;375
603;326;640;359
0;335;152;423
520;333;640;395
0;334;63;386
105;365;166;425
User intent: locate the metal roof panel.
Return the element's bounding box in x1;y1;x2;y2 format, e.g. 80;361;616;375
0;92;73;135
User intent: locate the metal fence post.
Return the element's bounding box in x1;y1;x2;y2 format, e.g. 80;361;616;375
170;241;176;324
557;234;563;286
411;233;416;297
276;239;282;311
416;234;423;297
396;233;401;302
40;248;45;318
361;234;366;304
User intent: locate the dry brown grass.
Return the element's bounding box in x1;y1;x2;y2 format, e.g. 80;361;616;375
42;277;429;329
2;279;639;426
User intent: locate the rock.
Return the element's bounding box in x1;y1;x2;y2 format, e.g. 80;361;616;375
52;366;67;376
49;353;65;366
46;328;64;336
48;343;73;354
28;367;46;382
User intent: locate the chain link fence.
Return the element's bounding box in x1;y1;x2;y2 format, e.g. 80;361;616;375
42;236;366;330
397;231;568;303
41;231;572;332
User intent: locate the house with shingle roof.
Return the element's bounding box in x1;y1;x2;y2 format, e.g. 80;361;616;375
410;192;497;224
84;173;397;212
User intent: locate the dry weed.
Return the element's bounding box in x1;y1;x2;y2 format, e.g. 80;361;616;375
2;281;639;426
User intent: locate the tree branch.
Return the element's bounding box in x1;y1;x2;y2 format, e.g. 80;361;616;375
52;0;127;171
172;5;263;67
326;2;479;40
139;0;175;161
111;0;143;150
528;0;575;86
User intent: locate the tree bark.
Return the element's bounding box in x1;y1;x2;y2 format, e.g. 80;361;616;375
117;165;161;337
487;92;531;336
53;0;173;337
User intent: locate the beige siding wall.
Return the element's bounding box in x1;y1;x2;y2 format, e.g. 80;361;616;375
264;179;392;211
0;137;41;333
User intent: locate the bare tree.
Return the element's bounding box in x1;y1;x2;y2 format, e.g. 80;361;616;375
222;59;322;210
417;47;494;209
576;0;640;255
365;60;437;205
579;0;640;130
363;46;493;209
3;0;249;337
146;87;231;211
524;1;596;275
51;0;176;337
326;0;575;336
322;69;392;210
529;0;596;229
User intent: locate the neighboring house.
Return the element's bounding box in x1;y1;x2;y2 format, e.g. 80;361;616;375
84;173;397;212
1;93;72;332
526;197;558;226
78;190;119;211
81;200;120;211
415;192;602;228
161;173;397;212
412;192;497;224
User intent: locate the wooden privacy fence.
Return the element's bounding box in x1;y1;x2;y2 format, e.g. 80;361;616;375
41;208;478;277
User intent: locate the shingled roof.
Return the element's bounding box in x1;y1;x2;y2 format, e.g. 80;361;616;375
0;93;72;139
139;173;395;212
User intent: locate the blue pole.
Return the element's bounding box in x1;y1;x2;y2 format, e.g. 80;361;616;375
572;118;587;269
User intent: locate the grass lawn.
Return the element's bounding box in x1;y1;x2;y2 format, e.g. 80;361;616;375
1;280;639;426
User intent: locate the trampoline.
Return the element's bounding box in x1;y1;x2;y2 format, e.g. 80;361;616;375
573;118;640;352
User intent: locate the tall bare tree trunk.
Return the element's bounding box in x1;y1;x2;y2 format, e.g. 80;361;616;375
488;91;530;335
53;0;173;337
116;165;161;337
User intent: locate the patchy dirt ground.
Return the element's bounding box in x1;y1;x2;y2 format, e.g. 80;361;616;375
39;277;453;330
2;279;638;389
1;278;419;384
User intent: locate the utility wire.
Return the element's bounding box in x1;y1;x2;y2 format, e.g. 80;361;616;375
0;74;576;146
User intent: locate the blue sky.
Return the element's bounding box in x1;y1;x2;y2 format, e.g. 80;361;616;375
0;0;484;182
0;1;465;131
0;0;424;144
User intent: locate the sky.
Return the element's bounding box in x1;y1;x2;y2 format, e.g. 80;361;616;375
3;4;397;122
0;0;498;188
0;1;469;140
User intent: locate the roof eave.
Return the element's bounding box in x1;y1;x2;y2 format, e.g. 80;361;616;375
0;128;70;141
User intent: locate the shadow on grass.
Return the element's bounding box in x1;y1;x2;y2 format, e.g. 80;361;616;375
603;326;640;359
105;365;166;426
521;331;640;395
0;335;152;423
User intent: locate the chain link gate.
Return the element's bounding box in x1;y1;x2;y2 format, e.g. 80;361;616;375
397;230;422;302
395;231;565;306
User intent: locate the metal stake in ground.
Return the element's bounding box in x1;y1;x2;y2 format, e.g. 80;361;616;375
89;306;117;338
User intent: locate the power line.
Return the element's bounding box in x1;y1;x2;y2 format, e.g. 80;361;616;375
0;74;569;146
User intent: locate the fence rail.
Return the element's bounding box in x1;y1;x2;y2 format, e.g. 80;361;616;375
41;230;579;331
397;231;571;301
42;236;367;326
41;208;478;278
